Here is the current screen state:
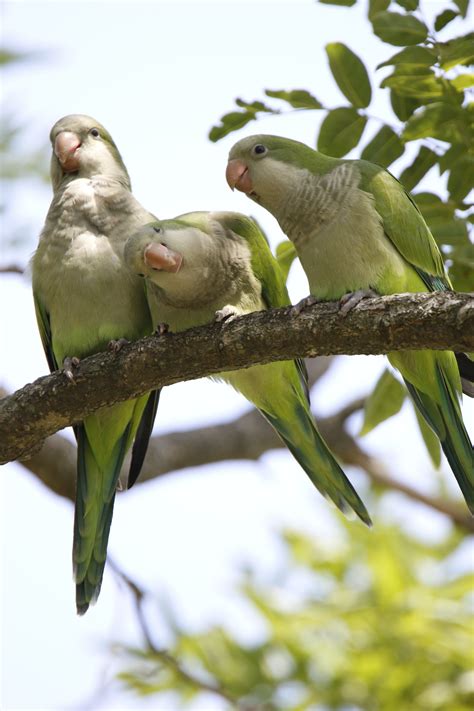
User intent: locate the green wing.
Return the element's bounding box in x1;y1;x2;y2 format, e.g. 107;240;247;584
359;162;451;291
221;212;310;400
33;293;58;373
220;213;291;308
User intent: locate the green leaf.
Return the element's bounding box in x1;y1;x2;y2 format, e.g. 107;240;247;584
448;244;474;290
265;89;323;110
394;0;419;10
453;0;469;17
450;72;474;89
276;241;297;281
414;192;469;245
434;9;459;31
390;90;421;120
399;146;438;191
318;108;367;157
209;99;276;142
326;43;372;108
209;112;257;142
414;408;441;469
234;98;273;113
402;102;465;142
377;46;437;69
372;11;428;46
368;0;390;20
319;0;357;5
360;125;404;167
382;68;446;99
360;369;406;436
438;144;465;174
448;156;474;200
438;33;474;69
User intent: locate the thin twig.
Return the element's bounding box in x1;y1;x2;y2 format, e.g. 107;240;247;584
0;264;24;274
107;558;240;707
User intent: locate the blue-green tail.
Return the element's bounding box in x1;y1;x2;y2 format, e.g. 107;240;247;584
74;424;130;615
263;403;371;526
404;365;474;514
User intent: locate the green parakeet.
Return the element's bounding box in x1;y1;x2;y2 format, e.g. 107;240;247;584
32;114;160;614
124;211;371;525
226;134;473;513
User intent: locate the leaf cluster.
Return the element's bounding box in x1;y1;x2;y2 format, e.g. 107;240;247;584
210;0;473;292
118;520;474;709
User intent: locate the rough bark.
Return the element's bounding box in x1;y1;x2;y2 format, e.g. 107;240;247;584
1;292;473;464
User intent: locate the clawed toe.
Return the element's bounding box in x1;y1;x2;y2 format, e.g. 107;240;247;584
291;295;320;316
339;289;378;316
154;322;169;336
108;338;130;353
63;356;80;383
214;305;239;323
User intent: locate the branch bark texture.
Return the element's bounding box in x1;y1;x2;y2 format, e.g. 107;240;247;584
1;292;472;463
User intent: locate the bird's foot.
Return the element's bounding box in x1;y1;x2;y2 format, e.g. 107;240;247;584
214;305;239;323
108;338;130;353
154;322;170;336
63;356;80;383
291;294;320;316
339;289;378;317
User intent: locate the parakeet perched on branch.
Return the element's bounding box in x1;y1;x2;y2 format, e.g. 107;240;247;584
226;134;473;513
32;114;160;614
124;210;371;525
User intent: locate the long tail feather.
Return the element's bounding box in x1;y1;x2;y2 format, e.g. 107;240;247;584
73;423;131;615
404;366;474;514
262;403;371;526
128;389;160;489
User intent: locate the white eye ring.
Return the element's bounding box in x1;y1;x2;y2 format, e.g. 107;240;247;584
90;128;100;138
252;144;267;157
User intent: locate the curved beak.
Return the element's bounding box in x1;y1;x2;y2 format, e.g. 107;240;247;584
226;159;253;194
144;243;183;273
54;131;81;172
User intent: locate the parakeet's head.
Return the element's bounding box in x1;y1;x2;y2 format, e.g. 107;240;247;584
226;134;332;210
124;221;184;282
49;114;131;191
124;213;249;306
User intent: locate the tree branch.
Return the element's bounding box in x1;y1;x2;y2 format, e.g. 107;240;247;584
0;264;24;274
1;292;473;464
5;380;473;533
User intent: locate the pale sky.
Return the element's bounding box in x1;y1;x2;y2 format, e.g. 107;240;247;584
1;1;472;710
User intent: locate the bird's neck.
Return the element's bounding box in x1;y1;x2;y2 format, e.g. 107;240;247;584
57;170;130;193
266;161;361;250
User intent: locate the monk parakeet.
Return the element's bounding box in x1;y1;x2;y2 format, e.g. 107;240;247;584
124;211;371;525
32;114;160;614
226;134;473;513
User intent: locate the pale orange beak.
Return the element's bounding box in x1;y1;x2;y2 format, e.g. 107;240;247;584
226;159;253;194
144;243;183;273
54;131;81;172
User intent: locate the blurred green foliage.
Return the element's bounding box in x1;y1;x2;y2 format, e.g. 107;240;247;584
0;49;49;194
0;48;50;257
118;519;474;709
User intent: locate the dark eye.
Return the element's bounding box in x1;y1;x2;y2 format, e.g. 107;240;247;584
252;144;267;156
152;225;162;234
137;273;145;278
90;128;100;138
